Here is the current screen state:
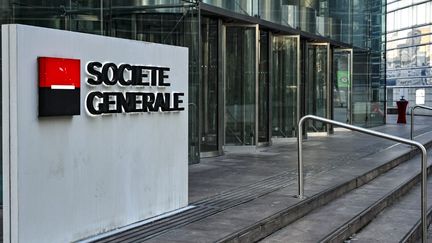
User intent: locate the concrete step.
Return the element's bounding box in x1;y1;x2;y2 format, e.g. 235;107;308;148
348;173;432;243
214;135;432;243
89;131;432;243
259;151;432;243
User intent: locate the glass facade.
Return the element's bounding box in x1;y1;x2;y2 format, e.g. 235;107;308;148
0;0;201;163
386;0;432;112
0;0;386;166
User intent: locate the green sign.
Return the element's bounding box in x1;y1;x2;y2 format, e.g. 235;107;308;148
337;71;350;88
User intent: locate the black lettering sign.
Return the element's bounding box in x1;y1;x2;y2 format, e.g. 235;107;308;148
86;91;103;115
132;66;149;86
86;62;103;85
117;64;133;86
86;91;184;115
85;62;182;116
102;63;118;86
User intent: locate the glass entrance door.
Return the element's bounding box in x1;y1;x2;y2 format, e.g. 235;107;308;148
224;24;258;146
333;49;353;124
201;17;220;155
272;35;300;138
305;43;331;133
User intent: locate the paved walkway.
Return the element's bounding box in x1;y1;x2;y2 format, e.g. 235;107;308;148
189;115;432;203
6;115;432;242
126;115;432;243
83;115;432;242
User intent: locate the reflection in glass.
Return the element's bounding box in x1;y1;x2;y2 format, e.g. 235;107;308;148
352;0;368;48
225;26;256;145
352;50;369;126
329;0;351;43
259;0;281;24
272;36;298;137
109;3;200;163
0;0;387;162
333;49;352;124
306;44;329;132
203;0;254;16
299;1;317;34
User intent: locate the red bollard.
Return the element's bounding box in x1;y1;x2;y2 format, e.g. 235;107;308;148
396;96;409;124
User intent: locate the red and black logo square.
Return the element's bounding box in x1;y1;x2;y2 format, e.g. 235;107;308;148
38;57;80;116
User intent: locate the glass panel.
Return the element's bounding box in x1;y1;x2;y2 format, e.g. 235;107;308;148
203;0;255;16
333;49;352;124
225;25;257;145
69;1;104;35
328;0;352;43
258;30;269;143
369;0;386;127
299;0;345;39
272;35;298;137
352;50;370;126
201;17;219;152
299;1;318;34
306;44;329;132
108;3;200;163
352;0;368;48
279;1;300;29
258;1;281;26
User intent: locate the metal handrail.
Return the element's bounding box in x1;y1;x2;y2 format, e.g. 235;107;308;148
411;105;432;141
297;115;428;242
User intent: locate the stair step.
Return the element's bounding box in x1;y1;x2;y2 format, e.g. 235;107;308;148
149;144;429;243
87;132;432;243
260;151;432;243
350;173;432;243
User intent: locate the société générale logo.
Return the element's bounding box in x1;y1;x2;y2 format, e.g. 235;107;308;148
38;57;185;117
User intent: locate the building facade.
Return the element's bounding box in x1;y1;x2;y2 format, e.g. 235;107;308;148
0;0;386;164
386;0;432;111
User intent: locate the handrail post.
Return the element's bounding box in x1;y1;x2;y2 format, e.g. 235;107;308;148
297;118;304;199
411;105;432;141
420;145;428;242
411;106;415;141
297;115;428;242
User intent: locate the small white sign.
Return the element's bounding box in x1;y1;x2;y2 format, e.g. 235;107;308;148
416;89;425;105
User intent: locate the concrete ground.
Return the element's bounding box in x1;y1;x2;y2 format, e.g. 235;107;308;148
131;114;432;243
189;115;432;203
5;115;432;243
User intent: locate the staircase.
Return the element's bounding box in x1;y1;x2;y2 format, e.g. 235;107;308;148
85;123;432;243
260;150;432;243
257;116;432;243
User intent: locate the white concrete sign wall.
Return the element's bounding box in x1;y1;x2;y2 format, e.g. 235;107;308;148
2;24;188;243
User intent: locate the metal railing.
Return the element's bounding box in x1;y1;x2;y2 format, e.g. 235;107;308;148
297;115;428;242
411;105;432;141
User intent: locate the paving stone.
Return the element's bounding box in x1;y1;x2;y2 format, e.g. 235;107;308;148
91;116;432;243
259;152;432;243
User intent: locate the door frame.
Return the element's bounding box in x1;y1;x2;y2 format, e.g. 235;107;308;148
222;23;259;147
257;29;272;147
